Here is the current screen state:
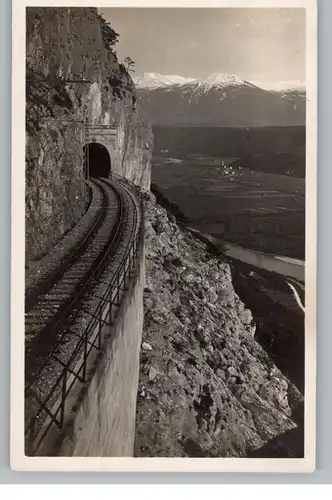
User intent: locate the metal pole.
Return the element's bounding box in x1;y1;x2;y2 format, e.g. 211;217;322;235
60;369;68;428
87;140;90;180
86;117;90;181
82;124;85;211
98;307;102;349
83;329;88;382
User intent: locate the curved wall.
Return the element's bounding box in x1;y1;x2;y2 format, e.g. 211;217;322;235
57;241;145;457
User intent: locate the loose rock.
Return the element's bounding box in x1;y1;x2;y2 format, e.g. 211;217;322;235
142;342;153;351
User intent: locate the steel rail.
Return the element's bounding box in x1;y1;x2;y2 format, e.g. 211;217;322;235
101;177;140;274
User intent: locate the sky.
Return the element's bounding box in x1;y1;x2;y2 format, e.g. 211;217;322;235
99;8;306;83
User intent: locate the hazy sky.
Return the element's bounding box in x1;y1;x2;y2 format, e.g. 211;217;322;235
99;8;306;82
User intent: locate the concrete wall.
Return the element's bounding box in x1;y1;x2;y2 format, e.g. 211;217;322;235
59;249;145;457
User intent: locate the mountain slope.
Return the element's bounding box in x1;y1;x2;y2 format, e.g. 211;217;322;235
274;90;306;115
252;81;306;114
252;81;306;93
135;73;306;127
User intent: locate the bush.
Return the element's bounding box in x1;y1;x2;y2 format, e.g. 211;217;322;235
97;13;119;50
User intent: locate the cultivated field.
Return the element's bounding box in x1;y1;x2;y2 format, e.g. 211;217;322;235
152;154;305;259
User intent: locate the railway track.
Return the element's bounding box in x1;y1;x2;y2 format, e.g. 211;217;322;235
25;178;124;377
25;180;105;312
24;176;142;452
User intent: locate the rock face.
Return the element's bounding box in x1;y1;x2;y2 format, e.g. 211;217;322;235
26;7;153;263
135;193;303;457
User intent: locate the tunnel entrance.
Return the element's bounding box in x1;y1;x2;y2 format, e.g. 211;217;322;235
83;142;111;178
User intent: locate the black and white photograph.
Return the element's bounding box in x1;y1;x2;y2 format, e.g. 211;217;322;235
11;0;317;472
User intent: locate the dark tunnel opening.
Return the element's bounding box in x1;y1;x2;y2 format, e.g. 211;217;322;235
83;142;111;178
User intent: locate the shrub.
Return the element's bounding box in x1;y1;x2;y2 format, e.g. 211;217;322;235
97;13;119;50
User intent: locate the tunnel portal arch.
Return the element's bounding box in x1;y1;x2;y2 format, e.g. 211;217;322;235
83;124;118;179
83;142;111;178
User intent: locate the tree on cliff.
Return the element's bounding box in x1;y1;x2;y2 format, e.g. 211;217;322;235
98;13;119;50
124;56;135;73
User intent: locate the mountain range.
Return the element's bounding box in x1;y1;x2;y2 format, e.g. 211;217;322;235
134;73;306;127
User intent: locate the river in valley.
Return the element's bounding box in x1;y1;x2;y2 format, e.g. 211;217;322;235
187;227;305;283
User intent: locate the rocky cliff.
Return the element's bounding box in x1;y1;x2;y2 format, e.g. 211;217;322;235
135;193;303;457
26;7;153;263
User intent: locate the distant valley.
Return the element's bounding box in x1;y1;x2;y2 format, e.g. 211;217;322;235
150;123;305;260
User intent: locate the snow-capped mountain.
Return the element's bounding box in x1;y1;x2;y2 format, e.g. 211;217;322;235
182;73;261;100
134;72;196;89
134;72;258;92
252;80;306;93
134;73;305;93
135;72;306;127
201;73;252;88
